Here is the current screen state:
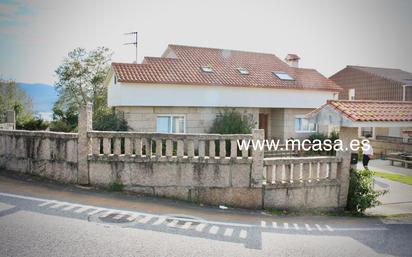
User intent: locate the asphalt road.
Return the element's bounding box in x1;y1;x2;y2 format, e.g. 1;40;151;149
0;171;412;257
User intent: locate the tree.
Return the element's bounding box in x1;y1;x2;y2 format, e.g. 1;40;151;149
55;47;112;109
53;47;128;131
0;79;33;126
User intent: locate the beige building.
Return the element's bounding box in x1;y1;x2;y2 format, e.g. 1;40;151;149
106;45;341;140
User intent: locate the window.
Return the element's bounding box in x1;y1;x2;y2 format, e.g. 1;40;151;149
200;66;213;73
295;116;317;133
156;115;185;133
237;68;249;75
348;88;355;100
273;71;294;81
360;127;374;138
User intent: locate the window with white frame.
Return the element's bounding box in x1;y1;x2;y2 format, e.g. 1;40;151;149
348;88;355;100
295;116;317;133
156;115;185;133
360;127;374;138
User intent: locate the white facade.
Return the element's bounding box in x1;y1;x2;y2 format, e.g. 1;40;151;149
108;79;338;109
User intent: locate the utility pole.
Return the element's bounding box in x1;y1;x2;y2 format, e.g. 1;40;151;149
124;32;138;63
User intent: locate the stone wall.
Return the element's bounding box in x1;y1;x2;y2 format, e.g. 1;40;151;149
116;106;320;140
0;130;78;183
269;108;317;140
116;106;259;134
0;107;350;210
370;139;412;156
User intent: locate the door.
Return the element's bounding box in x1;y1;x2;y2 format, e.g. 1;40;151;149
259;113;268;139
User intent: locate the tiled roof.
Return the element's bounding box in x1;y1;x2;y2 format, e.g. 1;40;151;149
326;100;412;122
111;44;341;91
348;66;412;85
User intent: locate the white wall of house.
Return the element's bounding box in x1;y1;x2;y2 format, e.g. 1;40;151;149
108;81;337;109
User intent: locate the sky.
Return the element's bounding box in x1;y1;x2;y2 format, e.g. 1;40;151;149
0;0;411;85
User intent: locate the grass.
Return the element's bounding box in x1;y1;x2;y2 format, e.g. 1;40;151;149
108;182;125;191
374;171;412;186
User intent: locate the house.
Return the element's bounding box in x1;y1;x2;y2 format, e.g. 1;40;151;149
330;66;412;102
106;44;341;140
307;100;412;155
330;66;412;140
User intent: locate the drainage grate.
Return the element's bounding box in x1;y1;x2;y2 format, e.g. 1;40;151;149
165;215;203;226
98;213;135;224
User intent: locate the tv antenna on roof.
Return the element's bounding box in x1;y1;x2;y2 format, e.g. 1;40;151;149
124;31;138;63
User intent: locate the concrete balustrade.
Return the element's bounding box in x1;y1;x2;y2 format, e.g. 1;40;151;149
87;131;253;160
263;156;341;185
0;105;352;210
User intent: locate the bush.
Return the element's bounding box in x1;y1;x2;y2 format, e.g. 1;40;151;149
16;117;49;130
209;109;256;134
347;168;386;214
93;109;128;131
49;120;77;132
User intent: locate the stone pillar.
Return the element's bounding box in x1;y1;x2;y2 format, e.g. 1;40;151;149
6;110;15;130
77;104;92;185
251;129;264;187
336;126;358;208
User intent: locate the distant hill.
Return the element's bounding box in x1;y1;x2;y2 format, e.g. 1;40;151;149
17;83;58;118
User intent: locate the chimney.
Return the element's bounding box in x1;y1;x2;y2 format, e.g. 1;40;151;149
285;54;300;68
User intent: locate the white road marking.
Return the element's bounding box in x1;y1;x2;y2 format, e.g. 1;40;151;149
167;219;179;227
181;221;192;229
208;225;219;234
38;201;54;207
261;221;266;227
138;215;152;224
326;225;334;232
74;207;89;213
272;222;277;228
152;217;167;226
113;214;125;220
0;192;389;232
239;229;247;239
305;224;312;231
127;214;138;221
49;202;66;209
315;224;323;231
63;205;78;211
196;223;207;232
293;223;300;230
224;228;234;237
88;209;103;215
284;222;289;229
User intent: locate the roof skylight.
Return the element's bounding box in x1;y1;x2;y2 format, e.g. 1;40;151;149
237;68;250;75
200;66;213;73
273;71;294;81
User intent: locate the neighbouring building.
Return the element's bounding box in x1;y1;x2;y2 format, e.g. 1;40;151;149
330;65;412;142
106;44;341;139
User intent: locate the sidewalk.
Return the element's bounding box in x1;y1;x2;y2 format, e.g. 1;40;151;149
357;160;412;215
366;176;412;215
357;159;412;176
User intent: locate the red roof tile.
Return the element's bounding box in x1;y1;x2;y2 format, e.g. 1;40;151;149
325;100;412;122
112;44;341;91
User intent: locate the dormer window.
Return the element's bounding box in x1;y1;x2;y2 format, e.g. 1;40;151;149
200;66;213;73
237;68;249;75
273;71;294;81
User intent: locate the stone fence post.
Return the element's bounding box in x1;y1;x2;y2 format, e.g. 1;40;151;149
6;111;15;129
77;104;92;185
336;126;358;208
251;129;264;187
